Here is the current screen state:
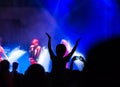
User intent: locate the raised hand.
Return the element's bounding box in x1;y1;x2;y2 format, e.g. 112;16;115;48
72;56;77;61
46;32;51;39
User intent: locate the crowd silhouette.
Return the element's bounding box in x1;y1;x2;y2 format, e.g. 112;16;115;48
0;33;120;87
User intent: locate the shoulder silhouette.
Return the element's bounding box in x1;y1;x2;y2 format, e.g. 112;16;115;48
82;37;120;87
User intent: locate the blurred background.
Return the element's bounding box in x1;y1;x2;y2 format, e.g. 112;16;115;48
0;0;120;74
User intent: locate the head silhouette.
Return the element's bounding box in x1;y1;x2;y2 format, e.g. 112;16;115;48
24;64;46;87
0;60;10;72
12;62;18;71
82;37;120;86
56;44;66;57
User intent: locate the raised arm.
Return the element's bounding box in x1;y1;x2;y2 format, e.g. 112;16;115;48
46;33;55;60
70;56;76;71
66;38;81;58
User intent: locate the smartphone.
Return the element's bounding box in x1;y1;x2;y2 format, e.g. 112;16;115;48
76;56;84;62
76;56;80;60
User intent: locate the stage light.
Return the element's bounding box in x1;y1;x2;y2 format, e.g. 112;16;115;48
37;46;51;72
7;46;26;64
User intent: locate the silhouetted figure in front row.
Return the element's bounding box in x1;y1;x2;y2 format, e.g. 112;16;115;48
11;62;25;87
46;33;80;75
11;62;19;73
69;56;85;87
0;60;15;87
46;33;80;87
81;37;120;87
24;64;49;87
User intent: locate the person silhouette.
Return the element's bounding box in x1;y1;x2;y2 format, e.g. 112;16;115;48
24;64;48;87
46;33;80;75
0;60;15;87
81;37;120;87
11;62;24;87
29;38;41;64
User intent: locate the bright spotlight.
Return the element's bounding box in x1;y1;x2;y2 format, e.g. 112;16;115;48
7;46;26;64
37;46;51;72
